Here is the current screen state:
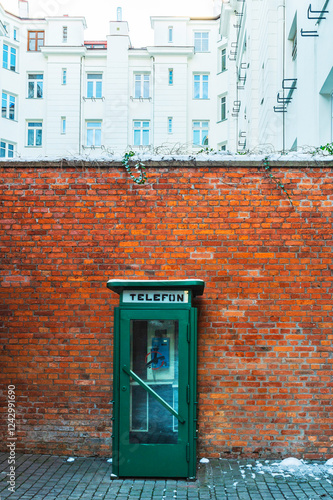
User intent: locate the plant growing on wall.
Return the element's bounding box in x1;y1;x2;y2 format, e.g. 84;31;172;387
319;142;333;155
263;157;293;207
122;151;147;185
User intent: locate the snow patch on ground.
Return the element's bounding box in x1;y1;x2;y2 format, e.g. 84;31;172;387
254;457;333;480
200;458;210;464
280;457;303;468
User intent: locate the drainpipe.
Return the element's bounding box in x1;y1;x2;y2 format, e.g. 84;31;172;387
79;56;83;154
151;56;155;150
282;0;286;153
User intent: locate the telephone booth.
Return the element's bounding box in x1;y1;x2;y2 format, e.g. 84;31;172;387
107;279;205;479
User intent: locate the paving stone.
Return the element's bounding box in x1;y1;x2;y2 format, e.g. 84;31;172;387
1;454;333;499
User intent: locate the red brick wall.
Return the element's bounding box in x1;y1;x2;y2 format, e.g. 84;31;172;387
1;161;333;459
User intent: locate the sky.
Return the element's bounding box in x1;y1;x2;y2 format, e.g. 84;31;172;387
2;0;218;47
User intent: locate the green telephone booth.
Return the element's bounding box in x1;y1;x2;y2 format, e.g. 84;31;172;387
107;279;205;479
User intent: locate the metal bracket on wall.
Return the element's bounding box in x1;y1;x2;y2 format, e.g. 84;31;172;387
274;105;287;113
277;93;292;104
229;41;237;61
307;3;329;20
282;79;297;90
232;100;241;117
300;28;319;36
238;132;246;148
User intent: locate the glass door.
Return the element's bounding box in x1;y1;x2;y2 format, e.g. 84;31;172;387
117;309;189;477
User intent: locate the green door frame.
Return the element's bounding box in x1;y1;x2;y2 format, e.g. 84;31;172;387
108;280;204;479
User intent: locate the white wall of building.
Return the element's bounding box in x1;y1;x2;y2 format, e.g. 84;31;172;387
220;0;333;153
1;0;332;159
0;3;222;158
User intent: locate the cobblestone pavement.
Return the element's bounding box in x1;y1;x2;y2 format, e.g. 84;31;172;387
1;453;333;500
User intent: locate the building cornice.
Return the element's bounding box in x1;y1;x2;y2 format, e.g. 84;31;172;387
147;46;194;57
40;45;87;56
190;16;220;21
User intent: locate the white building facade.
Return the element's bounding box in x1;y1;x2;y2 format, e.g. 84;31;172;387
1;0;333;159
0;1;225;158
220;0;333;153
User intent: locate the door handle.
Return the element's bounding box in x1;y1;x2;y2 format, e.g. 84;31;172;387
122;365;185;424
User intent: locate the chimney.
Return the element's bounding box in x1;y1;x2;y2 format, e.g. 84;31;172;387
117;7;122;22
213;0;223;16
18;0;29;18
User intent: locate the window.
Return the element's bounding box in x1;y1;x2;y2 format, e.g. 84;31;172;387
3;44;16;71
86;121;102;147
134;74;150;99
168;117;173;134
193;74;209;99
0;141;14;158
62;68;67;85
168;27;173;43
133;121;150;146
2;93;16;120
63;26;68;43
219;143;227;151
221;48;227;72
193;121;209;146
13;28;18;41
27;31;44;51
28;74;43;98
61;117;66;134
194;32;209;52
220;95;227;121
27;122;43;146
87;74;102;98
169;69;173;85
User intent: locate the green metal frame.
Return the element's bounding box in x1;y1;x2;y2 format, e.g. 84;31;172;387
109;279;204;479
122;365;185;423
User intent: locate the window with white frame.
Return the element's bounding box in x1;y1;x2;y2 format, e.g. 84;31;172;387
13;28;18;41
134;74;150;99
194;32;209;52
221;47;227;72
61;117;66;134
220;95;227;121
86;121;102;147
63;26;68;43
193;74;209;99
168;117;173;134
169;68;173;85
0;140;15;158
168;26;173;43
27;122;43;146
2;92;16;120
193;121;209;146
28;74;43;98
87;74;103;98
62;68;67;85
3;44;17;71
133;121;150;146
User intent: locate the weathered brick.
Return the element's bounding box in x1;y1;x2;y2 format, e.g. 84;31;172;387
0;162;332;460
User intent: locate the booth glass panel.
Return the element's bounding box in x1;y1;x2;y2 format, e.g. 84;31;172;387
130;319;179;444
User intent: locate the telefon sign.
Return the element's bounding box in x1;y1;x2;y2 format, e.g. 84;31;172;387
123;290;189;304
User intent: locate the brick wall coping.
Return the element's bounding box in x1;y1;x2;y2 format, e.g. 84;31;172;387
1;158;333;168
